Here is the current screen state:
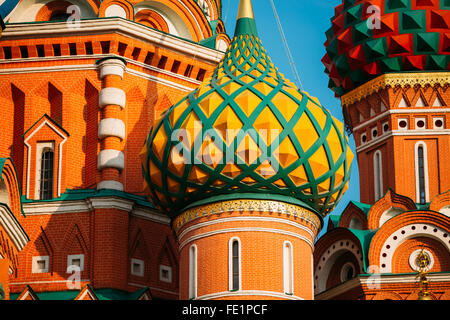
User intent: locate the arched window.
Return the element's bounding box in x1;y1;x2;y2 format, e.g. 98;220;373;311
39;148;55;200
283;241;293;295
229;238;241;291
373;150;383;201
415;142;429;204
188;245;197;299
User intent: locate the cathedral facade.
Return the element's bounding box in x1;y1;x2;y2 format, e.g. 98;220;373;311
0;0;448;301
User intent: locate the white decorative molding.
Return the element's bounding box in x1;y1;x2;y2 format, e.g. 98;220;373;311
97;58;126;79
197;290;304;300
32;256;49;274
314;239;363;295
353;108;450;132
356;129;450;153
1;19;223;63
315;272;450;300
379;223;450;273
98;118;126;140
97;149;125;170
97;180;124;192
179;227;314;251
88;197;133;212
131;258;145;277
24;119;68;198
99;87;126;109
104;4;127;19
177;216;315;244
0;204;29;251
228;237;242;292
414;141;430;203
67;254;85;272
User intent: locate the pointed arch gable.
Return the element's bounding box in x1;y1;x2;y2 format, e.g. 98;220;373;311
23;114;69;200
367;189;417;229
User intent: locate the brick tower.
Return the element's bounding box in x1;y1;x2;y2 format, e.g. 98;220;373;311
142;0;354;300
314;0;450;300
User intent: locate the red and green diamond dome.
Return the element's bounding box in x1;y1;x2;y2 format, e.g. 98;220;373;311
323;0;450;96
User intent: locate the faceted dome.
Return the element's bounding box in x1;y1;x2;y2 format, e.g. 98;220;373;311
141;0;354;218
323;0;450;96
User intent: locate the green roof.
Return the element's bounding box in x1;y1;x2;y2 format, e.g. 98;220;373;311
350;201;372;217
9;287;150;301
347;228;376;272
21;188;155;209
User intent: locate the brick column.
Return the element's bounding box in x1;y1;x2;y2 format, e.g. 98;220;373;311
96;57;127;191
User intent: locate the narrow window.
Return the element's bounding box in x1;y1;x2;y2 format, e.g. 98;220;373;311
283;241;293;295
189;245;197;299
373;151;383;201
40;149;54;200
415;143;429;204
229;238;241;291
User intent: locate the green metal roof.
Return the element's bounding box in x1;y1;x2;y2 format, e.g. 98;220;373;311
21;188;155;209
9;287;150;300
347;228;376;272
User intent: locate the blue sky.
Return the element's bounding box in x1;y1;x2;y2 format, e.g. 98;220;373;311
223;0;360;233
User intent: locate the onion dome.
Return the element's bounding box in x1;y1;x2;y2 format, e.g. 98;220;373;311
323;0;450;96
141;0;354;218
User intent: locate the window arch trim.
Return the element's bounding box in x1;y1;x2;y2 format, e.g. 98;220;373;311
228;237;241;292
414;141;430;204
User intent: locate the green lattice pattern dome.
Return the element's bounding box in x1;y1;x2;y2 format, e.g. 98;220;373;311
141;8;354;218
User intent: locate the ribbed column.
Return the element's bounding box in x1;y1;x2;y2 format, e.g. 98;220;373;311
96;57;127;191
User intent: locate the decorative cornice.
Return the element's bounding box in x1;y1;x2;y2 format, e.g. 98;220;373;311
341;72;450;107
173;199;321;234
315;272;450;300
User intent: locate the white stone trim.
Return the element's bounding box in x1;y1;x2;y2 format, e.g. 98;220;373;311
0;60;197;92
179;228;314;251
379;223;450;273
32;256;49;274
353;108;450;132
98;118;126;140
197;290;304;300
99;87;126;109
35;142;55;200
314;239;363;295
315;272;450;300
97;58;126;79
22;199;169;224
228;237;242;292
177;216;315;244
88;197;133;212
189;244;198;299
414;141;430;203
24;119;68;198
283;241;294;295
97;149;125;171
356;129;450;153
0;204;29;251
97;180;124;191
67;254;85;272
373;150;383;201
131;258;145;277
1;19;223;63
10;279;90;285
159;265;173;283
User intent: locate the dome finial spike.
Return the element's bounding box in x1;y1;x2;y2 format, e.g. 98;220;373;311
237;0;255;20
